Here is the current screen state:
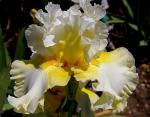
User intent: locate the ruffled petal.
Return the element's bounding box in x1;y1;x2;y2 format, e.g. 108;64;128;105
35;2;61;30
81;88;129;113
79;0;106;20
92;47;138;99
8;60;48;114
25;25;44;54
25;24;55;58
43;35;55;47
41;65;70;88
67;5;82;28
81;20;108;60
112;97;127;113
87;22;108;59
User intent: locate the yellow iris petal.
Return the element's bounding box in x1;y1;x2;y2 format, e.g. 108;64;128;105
91;47;134;66
41;64;70;88
81;88;99;104
72;64;99;82
91;51;112;65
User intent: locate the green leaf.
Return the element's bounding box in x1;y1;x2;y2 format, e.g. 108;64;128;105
67;101;76;117
66;78;78;117
79;93;94;117
75;82;94;117
0;68;10;116
139;40;148;46
67;77;78;99
107;17;125;24
2;103;13;112
122;0;134;18
0;26;6;71
101;115;124;117
128;23;138;31
5;48;11;66
15;28;26;59
140;30;146;38
0;26;11;117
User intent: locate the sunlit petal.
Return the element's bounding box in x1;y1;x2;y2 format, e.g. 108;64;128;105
8;60;48;114
92;47;138;99
79;0;106;20
25;24;54;58
72;64;99;82
41;64;70;88
35;2;61;29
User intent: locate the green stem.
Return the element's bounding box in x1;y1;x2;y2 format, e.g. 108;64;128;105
67;77;79;117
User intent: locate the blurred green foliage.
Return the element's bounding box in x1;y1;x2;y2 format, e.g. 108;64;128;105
107;0;149;47
105;0;150;66
14;28;26;59
0;26;11;116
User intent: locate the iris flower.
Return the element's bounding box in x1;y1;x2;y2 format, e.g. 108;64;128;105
8;0;138;114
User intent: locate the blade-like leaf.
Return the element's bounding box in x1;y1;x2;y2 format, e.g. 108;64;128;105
0;68;10;116
0;26;6;71
107;17;125;24
14;28;26;59
128;23;138;31
122;0;134;18
0;26;11;117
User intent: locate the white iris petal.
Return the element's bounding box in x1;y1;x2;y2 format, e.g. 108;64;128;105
81;21;108;60
93;47;138;100
43;35;55;47
36;2;61;30
8;60;48;114
79;0;106;20
26;2;108;61
25;24;54;58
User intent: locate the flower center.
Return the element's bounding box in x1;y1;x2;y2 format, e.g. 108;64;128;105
44;25;89;69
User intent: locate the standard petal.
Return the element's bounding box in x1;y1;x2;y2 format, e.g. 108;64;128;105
79;0;106;20
81;21;108;60
92;47;138;99
35;2;61;29
25;25;56;58
8;60;48;114
25;25;46;56
43;35;55;47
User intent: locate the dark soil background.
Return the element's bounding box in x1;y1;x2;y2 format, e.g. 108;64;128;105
123;63;150;117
